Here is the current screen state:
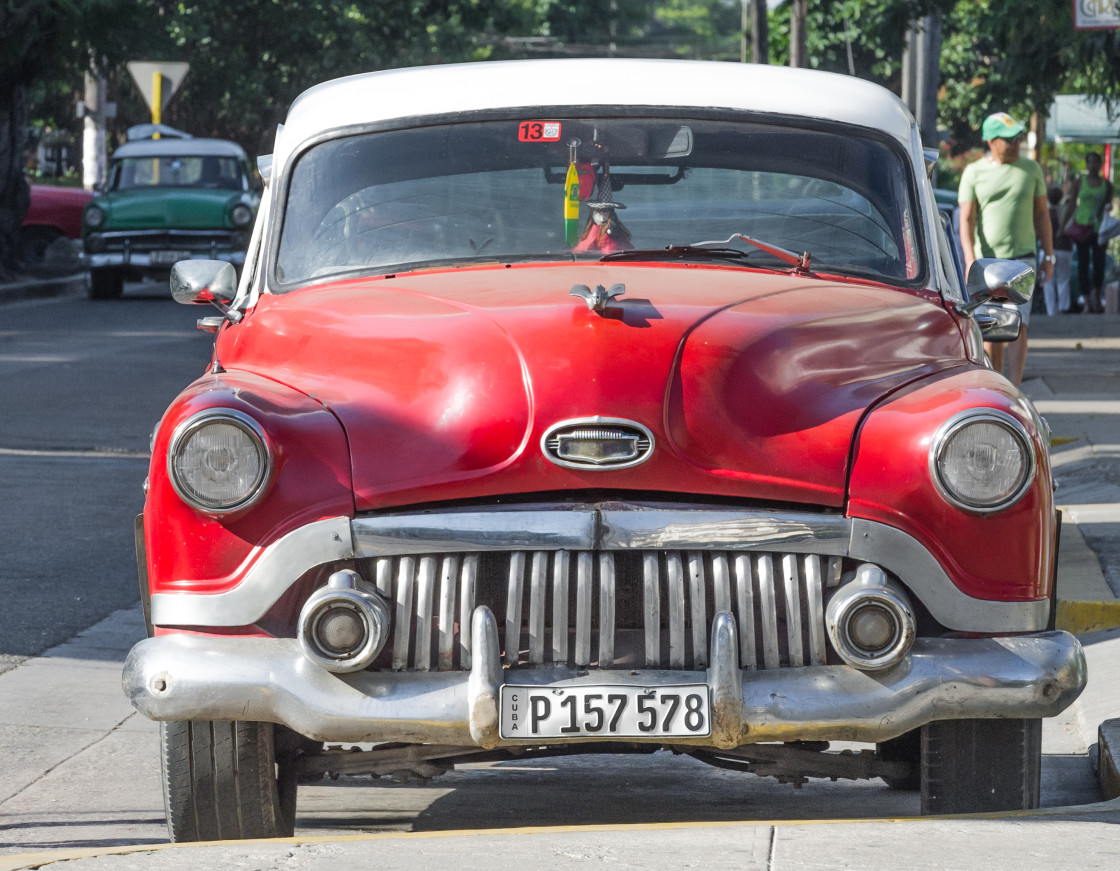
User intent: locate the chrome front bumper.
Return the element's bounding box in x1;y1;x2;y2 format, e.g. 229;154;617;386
123;609;1086;749
88;250;245;270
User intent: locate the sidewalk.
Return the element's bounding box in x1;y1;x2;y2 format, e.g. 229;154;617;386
0;303;1118;868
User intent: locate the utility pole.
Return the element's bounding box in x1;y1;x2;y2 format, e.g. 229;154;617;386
790;0;807;68
749;0;768;64
81;62;108;191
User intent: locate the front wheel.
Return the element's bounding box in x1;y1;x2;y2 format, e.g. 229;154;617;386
160;720;298;842
920;718;1041;814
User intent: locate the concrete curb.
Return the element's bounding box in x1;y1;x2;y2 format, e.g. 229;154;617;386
1099;719;1120;800
2;796;1120;871
0;270;87;305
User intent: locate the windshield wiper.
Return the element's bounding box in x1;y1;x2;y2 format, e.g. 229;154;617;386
602;234;812;273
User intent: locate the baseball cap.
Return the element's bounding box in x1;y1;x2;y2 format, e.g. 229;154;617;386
981;112;1026;141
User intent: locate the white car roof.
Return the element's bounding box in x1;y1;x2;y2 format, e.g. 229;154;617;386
113;138;248;160
274;59;919;173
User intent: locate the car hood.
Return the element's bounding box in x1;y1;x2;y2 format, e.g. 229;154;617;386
221;264;965;509
92;188;246;230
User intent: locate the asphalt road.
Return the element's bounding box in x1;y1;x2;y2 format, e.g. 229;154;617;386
0;281;211;671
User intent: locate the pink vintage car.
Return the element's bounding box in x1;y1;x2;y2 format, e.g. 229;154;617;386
123;60;1086;841
21;183;93;262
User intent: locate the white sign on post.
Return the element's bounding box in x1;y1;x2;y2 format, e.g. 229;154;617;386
1074;0;1120;30
126;61;190;115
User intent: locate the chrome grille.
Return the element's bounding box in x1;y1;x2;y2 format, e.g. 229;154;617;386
365;549;842;672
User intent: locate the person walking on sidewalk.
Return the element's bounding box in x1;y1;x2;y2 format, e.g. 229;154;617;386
1044;185;1074;315
959;112;1054;386
1068;151;1113;313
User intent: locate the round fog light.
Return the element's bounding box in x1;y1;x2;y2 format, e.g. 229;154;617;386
826;564;916;671
316;605;366;654
298;570;390;673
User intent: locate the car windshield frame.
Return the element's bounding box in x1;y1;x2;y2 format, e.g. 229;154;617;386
268;106;929;293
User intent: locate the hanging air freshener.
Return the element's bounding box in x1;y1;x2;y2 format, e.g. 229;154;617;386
564;140;581;247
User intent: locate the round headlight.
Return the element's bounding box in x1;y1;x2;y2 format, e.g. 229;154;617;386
85;204;106;228
931;409;1035;512
168;410;271;512
230;203;253;227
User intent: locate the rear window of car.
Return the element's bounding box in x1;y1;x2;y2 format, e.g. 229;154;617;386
275;114;922;288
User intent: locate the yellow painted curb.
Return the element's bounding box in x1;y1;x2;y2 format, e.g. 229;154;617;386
1056;599;1120;634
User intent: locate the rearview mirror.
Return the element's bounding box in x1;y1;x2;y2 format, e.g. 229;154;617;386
965;258;1034;305
170;260;237;305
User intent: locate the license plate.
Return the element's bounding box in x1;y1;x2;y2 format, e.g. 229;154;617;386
500;684;711;739
149;250;191;266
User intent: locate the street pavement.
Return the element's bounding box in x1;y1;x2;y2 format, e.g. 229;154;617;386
1;274;1119;868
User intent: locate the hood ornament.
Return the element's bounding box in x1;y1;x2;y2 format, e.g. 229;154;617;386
570;283;625;315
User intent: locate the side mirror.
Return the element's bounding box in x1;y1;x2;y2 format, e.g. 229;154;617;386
972;302;1022;343
171;260;237;305
170;260;241;324
960;258;1034;314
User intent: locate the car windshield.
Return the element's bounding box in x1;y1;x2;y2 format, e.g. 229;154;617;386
110;155;246;191
275;115;922;288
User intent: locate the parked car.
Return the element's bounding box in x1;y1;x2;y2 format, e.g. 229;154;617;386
82;135;260;299
123;59;1087;841
21;183;93;264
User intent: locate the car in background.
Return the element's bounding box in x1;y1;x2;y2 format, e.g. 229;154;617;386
21;183;93;264
82;136;260;299
123;59;1086;841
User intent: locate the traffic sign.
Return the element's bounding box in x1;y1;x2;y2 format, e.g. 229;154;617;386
127;61;190;113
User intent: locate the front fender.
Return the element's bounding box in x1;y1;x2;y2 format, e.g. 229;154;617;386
144;370;354;610
847;367;1054;604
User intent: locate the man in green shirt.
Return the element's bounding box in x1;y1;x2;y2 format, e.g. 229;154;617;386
958;112;1054;386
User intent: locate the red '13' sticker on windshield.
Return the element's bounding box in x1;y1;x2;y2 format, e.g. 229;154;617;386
518;121;562;142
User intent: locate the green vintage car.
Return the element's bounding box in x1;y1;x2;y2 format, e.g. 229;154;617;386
83;136;261;299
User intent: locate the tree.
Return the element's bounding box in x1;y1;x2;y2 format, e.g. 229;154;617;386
0;1;81;279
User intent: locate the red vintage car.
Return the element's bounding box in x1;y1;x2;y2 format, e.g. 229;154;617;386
123;59;1086;841
21;183;93;262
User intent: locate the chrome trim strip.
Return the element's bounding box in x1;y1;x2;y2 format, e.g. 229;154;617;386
781;554;804;668
575;552;592;667
353;510;597;556
150;516;353;627
757;555;780;670
414;556;437;670
712;555;732;616
552;550;570;663
804;555;828;666
598;553;616;668
375;557;392;597
392;556;415;671
529;552;547;664
734;555;756;669
848;518;1049;632
125;630;1087;746
667;553;686;669
504;552;525;667
352;507;849;557
459;556;478;669
438;556;459;671
642;553;660;667
688;552;707;668
599;510;850;552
